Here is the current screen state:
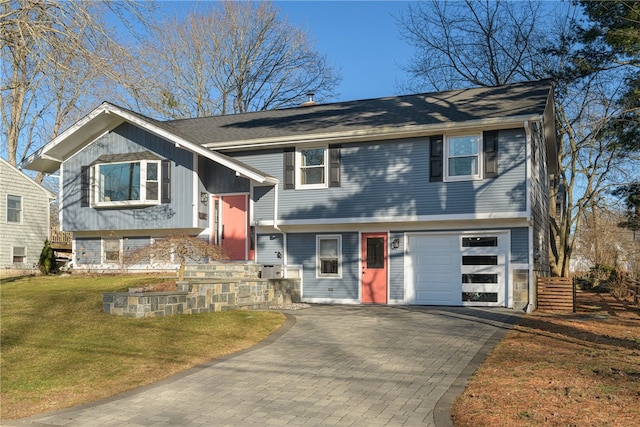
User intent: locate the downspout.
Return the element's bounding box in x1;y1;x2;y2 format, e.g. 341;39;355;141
524;120;535;313
273;183;287;267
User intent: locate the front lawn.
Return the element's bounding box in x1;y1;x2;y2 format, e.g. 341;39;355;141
0;274;285;420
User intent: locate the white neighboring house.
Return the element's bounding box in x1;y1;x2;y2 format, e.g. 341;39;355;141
0;157;55;272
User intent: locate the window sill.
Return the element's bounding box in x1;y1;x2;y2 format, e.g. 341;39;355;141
444;175;483;182
295;184;328;190
93;201;160;208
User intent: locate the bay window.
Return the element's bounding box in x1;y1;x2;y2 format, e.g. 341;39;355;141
82;153;170;208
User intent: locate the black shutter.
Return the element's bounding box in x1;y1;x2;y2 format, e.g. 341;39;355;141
429;135;443;182
483;130;499;178
283;147;295;189
161;160;171;203
80;166;90;207
329;145;341;187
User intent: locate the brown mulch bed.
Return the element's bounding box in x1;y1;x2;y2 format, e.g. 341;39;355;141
452;290;640;427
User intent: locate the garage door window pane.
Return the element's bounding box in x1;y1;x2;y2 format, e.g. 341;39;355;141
462;274;498;284
462;255;498;265
462;292;498;302
462;237;497;247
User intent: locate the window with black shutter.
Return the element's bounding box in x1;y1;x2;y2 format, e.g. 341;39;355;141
483;130;499;178
329;145;341;188
81;166;90;207
429;135;443;182
161;159;171;203
283;147;295;189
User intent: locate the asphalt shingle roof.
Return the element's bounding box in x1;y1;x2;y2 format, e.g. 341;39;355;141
164;80;552;148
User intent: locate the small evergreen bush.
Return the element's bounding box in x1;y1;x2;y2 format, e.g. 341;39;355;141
39;239;58;275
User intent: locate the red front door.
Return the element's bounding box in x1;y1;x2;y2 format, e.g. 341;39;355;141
361;233;388;304
220;195;248;260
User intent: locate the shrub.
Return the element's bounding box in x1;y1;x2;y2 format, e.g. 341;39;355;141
38;239;58;275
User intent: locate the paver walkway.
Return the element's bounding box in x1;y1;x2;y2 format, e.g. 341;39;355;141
6;305;521;426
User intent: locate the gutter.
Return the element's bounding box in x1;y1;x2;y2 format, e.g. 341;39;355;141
272;183;287;266
203;115;540;151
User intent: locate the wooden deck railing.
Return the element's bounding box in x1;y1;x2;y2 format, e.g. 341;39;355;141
50;229;72;245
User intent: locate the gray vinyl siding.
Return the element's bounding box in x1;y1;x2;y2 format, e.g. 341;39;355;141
256;233;284;265
124;236;151;259
287;232;359;301
233;130;527;222
253;186;275;222
199;156;250;194
62;123;195;232
76;237;101;265
389;232;405;300
510;228;529;264
529;121;551;275
0;161;52;268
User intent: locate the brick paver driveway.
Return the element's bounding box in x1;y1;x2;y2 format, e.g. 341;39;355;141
7;305;520;426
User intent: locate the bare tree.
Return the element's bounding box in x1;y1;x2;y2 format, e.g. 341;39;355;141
398;0;640;277
0;0;152;169
125;234;229;281
573;205;640;277
122;0;340;118
398;0;551;91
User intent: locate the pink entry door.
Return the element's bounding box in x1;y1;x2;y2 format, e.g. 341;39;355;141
220;195;248;260
361;233;388;304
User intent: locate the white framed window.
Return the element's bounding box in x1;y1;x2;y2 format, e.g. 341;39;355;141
94;160;160;207
7;195;22;223
103;238;121;263
316;235;341;278
445;134;482;181
12;246;26;264
297;147;328;189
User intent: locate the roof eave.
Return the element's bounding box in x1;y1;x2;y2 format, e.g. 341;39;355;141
203;114;542;150
22;103;277;184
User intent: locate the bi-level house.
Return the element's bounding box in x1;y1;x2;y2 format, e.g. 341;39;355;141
23;80;556;310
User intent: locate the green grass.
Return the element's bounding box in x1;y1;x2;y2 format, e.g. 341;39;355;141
0;274;285;420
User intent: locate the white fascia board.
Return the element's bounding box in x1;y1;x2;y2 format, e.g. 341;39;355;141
22;103;118;172
109;107;273;184
23;103;275;184
263;211;529;226
257;213;529;233
203;115;540;150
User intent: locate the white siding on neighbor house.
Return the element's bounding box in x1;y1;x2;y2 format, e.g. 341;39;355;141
0;159;53;268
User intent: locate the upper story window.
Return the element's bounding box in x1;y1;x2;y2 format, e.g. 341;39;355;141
86;151;170;208
445;135;481;181
430;131;498;182
284;146;341;190
7;195;22;223
297;147;328;188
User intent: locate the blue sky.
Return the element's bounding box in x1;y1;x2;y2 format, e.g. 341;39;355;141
274;1;415;102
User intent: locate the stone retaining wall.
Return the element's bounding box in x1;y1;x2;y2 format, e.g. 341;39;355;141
103;278;301;318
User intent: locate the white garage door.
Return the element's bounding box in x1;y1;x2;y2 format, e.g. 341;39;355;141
406;233;508;306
